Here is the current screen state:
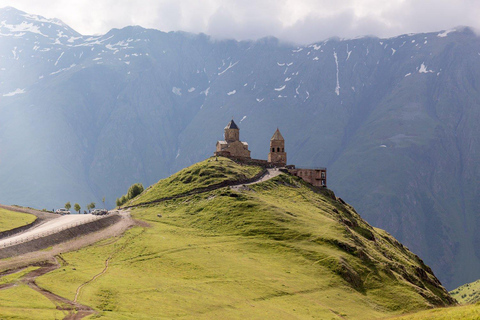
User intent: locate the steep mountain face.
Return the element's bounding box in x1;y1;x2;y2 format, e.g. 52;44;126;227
0;6;479;289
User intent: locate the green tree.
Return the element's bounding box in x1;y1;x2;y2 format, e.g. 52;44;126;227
127;183;144;200
65;202;71;211
89;202;95;210
102;197;105;209
74;203;81;214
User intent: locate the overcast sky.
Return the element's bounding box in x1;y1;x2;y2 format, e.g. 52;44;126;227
1;0;479;44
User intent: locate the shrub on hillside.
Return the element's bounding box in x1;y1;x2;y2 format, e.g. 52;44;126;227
116;183;144;207
127;183;144;199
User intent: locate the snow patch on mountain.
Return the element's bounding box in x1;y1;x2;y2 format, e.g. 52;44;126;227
50;64;76;75
419;63;434;73
0;20;46;37
218;61;238;75
334;51;340;96
437;29;456;38
3;88;25;96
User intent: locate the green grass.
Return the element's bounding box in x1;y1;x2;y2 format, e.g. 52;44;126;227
450;278;480;304
127;157;263;206
33;167;453;319
0;266;39;286
388;302;480;319
0;208;36;233
0;284;63;319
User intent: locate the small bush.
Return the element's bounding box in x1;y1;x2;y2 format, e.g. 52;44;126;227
127;183;144;199
116;183;144;207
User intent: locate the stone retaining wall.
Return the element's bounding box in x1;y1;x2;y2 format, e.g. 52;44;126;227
0;215;122;259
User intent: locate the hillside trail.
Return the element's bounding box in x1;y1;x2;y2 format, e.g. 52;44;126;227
0;258;96;319
73;228;146;304
230;168;283;189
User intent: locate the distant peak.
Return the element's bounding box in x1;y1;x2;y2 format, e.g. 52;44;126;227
0;6;27;15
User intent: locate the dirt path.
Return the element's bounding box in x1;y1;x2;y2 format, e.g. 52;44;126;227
73;228;145;305
0;259;96;319
24;260;96;319
230;168;283;190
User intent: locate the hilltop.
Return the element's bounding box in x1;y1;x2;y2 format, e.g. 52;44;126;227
0;158;453;319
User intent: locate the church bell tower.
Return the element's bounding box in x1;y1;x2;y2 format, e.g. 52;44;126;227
224;119;240;143
268;128;287;166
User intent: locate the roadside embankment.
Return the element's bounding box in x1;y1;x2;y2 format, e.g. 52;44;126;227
0;215;121;259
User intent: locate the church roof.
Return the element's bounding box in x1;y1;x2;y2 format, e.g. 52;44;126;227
225;119;239;130
270;128;284;140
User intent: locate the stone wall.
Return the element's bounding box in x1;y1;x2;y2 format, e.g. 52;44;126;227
289;168;327;187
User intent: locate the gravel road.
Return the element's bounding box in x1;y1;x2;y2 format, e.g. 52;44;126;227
0;214;108;247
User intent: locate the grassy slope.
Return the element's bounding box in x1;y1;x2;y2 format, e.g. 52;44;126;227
31;161;454;319
389;303;480;319
0;266;39;286
450;278;480;304
0;266;62;320
128;157;263;206
0;208;36;233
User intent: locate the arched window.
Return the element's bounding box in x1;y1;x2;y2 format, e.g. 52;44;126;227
282;148;284;152
272;147;275;152
277;147;280;152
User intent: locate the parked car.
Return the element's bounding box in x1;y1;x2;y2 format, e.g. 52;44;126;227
55;208;70;215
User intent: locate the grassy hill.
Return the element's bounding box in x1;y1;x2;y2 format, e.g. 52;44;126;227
127;157;263;206
390;302;480;319
1;158;456;319
0;207;36;233
450;279;480;304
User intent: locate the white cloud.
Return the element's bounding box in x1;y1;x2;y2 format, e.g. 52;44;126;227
0;0;479;43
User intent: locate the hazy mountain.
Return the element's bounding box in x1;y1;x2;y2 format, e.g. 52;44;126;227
1;6;480;290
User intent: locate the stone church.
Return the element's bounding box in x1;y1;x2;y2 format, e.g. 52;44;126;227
214;119;326;187
214;120;287;167
214;120;251;159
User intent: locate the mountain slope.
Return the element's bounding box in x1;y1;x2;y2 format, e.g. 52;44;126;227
27;158;455;319
1;7;480;289
450;278;480;304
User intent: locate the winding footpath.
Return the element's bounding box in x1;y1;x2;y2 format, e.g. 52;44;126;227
230;168;283;189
